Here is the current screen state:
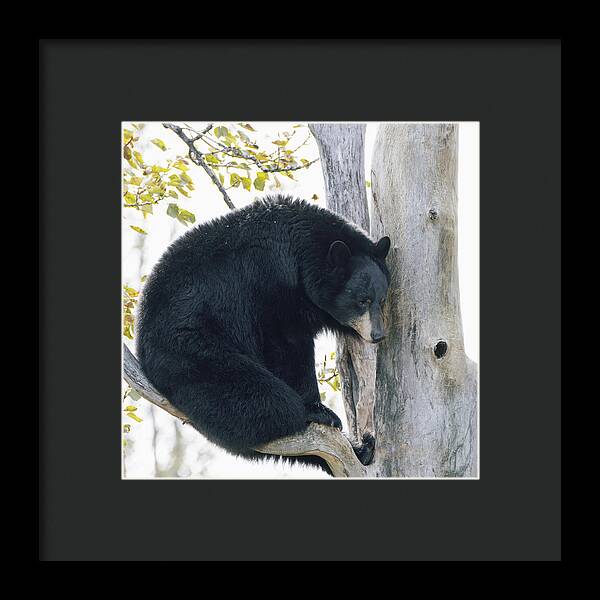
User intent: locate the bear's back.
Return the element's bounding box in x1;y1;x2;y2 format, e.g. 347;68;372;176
136;195;378;360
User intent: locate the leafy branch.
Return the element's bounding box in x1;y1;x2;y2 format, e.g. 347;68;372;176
122;124;198;227
122;122;319;228
162;122;319;210
162;122;237;210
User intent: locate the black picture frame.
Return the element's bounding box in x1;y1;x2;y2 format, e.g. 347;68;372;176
38;38;562;561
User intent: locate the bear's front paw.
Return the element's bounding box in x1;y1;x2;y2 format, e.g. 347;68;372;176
306;403;343;431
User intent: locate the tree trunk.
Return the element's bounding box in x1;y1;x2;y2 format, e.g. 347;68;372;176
308;124;378;447
311;123;478;478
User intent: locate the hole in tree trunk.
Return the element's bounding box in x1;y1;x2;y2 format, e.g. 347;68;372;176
434;340;448;359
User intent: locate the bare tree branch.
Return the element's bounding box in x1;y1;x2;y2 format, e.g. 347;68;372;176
255;423;367;478
123;344;189;423
122;343;366;477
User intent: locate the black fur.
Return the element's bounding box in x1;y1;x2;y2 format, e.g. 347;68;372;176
136;195;390;473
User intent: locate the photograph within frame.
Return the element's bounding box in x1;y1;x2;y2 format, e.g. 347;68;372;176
121;120;480;480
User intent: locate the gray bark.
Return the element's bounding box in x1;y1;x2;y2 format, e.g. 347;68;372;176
308;124;378;446
123;344;189;423
311;123;478;478
369;123;478;477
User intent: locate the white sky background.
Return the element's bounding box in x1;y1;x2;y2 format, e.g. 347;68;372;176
122;122;479;479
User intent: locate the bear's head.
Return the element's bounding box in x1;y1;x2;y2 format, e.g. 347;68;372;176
322;236;391;344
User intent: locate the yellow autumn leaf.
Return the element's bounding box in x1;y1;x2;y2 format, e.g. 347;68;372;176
151;138;167;151
124;286;139;297
127;412;143;423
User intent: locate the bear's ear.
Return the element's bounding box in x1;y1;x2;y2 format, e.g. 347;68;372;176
375;236;391;259
327;240;351;268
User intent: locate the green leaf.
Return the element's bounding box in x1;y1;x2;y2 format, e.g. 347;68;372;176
166;203;180;218
127;412;143;423
230;173;241;187
127;389;141;401
173;160;189;171
224;133;237;146
177;209;196;226
253;176;265;191
124;192;136;205
271;139;288;147
325;379;337;391
213;126;230;138
151;138;167;151
241;177;251;191
130;226;147;235
240;123;256;131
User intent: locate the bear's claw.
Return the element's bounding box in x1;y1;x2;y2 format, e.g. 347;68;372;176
306;403;343;431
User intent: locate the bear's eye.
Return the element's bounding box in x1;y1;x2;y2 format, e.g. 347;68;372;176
359;298;371;306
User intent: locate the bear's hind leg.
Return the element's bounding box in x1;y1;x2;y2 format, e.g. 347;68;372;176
168;353;309;455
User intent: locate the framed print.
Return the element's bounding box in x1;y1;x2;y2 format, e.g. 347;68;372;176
39;38;561;561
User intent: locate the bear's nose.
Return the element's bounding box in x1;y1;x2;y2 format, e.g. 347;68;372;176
371;333;386;344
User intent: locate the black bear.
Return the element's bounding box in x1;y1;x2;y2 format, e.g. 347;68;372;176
136;194;390;473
